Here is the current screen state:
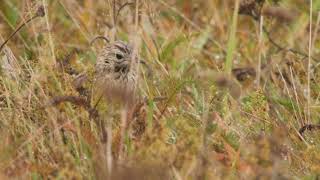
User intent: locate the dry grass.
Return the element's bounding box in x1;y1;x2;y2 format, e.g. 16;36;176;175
1;0;320;179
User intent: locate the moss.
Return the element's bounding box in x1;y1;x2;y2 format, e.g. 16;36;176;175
241;90;273;133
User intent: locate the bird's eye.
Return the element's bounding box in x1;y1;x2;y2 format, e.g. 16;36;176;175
116;53;124;60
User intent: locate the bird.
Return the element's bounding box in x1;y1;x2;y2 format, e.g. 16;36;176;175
93;39;144;167
94;39;139;105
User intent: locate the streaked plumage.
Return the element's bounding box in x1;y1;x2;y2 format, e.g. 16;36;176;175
94;40;138;104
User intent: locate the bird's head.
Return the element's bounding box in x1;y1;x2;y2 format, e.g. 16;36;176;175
96;40;135;78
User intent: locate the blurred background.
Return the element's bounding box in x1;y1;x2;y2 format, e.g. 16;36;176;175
0;0;320;179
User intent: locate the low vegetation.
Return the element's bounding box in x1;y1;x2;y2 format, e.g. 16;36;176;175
0;0;320;179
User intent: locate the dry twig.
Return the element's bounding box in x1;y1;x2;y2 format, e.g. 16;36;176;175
0;6;45;52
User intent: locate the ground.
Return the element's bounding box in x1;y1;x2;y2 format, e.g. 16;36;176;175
0;0;320;179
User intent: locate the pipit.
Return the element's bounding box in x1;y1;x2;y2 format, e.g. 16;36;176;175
94;40;139;105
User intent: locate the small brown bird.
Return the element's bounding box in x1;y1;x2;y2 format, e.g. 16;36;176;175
94;39;145;165
94;40;139;104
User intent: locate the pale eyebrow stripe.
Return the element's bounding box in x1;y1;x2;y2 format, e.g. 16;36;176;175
115;44;128;53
